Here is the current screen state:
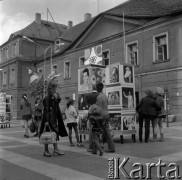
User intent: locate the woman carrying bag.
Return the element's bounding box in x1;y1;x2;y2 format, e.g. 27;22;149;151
39;79;68;157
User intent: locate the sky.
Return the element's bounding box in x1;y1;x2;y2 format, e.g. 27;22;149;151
0;0;127;45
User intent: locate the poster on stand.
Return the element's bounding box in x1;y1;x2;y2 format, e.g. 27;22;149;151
106;87;121;108
121;113;136;131
6;95;12;104
106;63;120;85
121;87;135;109
78;93;99;110
78;65;106;92
109;112;121;131
120;65;134;84
0;93;6;123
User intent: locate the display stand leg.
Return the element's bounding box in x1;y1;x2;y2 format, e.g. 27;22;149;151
84;135;86;140
80;135;82;143
120;135;123;144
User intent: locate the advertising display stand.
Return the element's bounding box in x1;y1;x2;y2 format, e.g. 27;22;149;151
77;64;106;142
77;63;137;144
6;95;11;128
0;93;6;128
106;63;137;143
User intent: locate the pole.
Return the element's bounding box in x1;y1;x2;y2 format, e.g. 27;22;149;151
123;13;126;62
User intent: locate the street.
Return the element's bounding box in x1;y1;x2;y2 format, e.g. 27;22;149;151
0;121;182;180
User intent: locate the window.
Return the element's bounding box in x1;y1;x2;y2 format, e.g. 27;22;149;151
52;64;57;74
126;41;138;66
102;50;110;66
3;71;7;85
64;61;71;79
10;68;15;84
0;50;2;63
5;47;9;59
12;42;18;57
79;57;86;66
153;32;169;62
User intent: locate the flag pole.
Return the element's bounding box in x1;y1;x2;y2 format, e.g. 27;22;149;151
123;13;126;62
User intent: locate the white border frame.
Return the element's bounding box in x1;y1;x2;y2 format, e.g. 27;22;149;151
106;86;121;109
121;86;136;110
120;64;135;85
106;63;120;85
121;112;136;131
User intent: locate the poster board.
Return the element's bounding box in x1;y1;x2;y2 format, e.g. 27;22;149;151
106;87;121;109
121;112;137;134
120;64;135;85
106;63;120;85
0;93;6;124
78;65;106;93
77;111;90;134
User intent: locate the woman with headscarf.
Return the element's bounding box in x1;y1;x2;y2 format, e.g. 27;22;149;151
39;79;68;157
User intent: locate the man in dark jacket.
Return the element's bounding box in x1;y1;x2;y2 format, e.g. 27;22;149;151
136;90;161;143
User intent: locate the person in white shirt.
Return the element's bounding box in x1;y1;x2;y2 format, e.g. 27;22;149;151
65;99;83;147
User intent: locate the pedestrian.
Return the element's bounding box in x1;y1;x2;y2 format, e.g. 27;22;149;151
136;89;161;143
65;98;83;147
153;87;165;141
39;79;68;157
33;96;43;137
96;82;115;153
20;94;32;138
88;104;104;156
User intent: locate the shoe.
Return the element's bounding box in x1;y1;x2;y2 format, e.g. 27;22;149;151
99;151;103;156
34;133;38;137
70;143;75;147
43;152;51;157
54;150;64;155
77;143;84;147
105;149;115;153
24;134;29;138
87;149;93;153
92;151;97;155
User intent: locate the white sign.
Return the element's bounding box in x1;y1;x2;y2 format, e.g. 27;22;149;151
0;93;6;123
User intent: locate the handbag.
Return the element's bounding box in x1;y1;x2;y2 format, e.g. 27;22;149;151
39;123;57;144
29;119;36;133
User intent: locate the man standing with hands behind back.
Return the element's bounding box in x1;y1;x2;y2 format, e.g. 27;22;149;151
96;82;115;153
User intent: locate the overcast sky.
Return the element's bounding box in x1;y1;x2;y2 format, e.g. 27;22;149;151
0;0;127;45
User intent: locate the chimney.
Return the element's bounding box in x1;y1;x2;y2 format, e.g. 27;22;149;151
84;13;92;21
68;21;73;29
35;13;41;24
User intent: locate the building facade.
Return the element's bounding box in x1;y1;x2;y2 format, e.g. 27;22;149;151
1;0;182;120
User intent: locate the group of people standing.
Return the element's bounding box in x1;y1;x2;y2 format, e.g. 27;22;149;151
20;80;115;157
136;87;166;143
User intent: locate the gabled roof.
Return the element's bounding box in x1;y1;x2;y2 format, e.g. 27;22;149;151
6;20;68;45
105;0;182;18
60;16;98;43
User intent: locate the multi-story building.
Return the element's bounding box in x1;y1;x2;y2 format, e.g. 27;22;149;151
0;13;67;119
1;0;182;120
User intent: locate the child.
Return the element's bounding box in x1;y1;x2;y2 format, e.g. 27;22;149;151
88;104;104;156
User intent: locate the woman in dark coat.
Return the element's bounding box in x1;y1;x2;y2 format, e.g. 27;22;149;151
39;79;68;157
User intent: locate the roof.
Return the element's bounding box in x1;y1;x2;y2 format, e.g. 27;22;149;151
105;0;182;18
7;20;68;44
60;17;97;43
